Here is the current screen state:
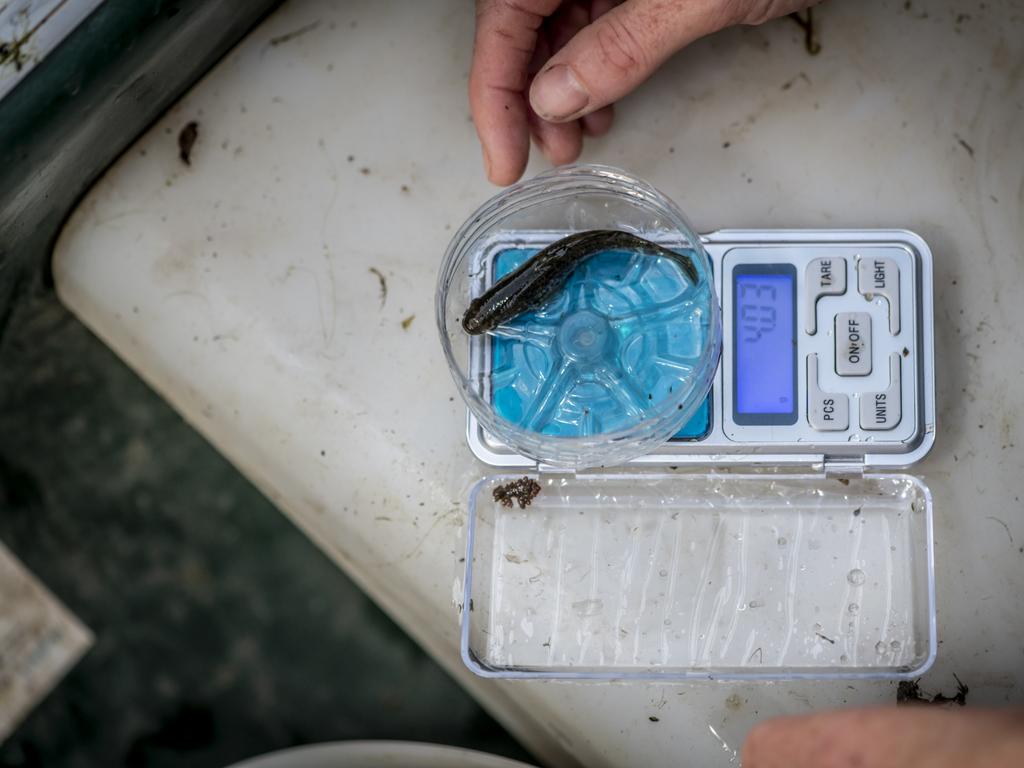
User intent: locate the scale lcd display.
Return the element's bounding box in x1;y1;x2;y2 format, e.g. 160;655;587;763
732;264;798;425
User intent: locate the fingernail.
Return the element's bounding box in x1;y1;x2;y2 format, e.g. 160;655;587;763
531;64;589;121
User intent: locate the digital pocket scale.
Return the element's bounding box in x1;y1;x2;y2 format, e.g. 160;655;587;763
466;229;935;474
443;192;938;681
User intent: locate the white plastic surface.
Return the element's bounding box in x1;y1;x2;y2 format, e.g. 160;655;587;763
52;1;1024;766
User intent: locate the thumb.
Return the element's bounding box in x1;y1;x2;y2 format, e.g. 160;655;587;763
529;0;730;122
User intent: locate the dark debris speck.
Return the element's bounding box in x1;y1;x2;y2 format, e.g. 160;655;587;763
898;675;969;707
788;8;822;55
178;121;199;165
492;477;541;509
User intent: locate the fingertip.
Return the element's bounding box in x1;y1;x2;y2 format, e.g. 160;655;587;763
486;162;526;186
533;135;582;167
581;104;614;137
471;88;530;185
529;113;583;166
488;167;526;186
485;146;528;186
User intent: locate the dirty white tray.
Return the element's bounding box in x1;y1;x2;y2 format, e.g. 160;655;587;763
53;1;1024;766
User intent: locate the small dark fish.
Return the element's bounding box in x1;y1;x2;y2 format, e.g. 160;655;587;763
178;121;199;165
462;230;699;335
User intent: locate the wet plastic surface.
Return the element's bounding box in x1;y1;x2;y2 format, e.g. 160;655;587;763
464;474;935;680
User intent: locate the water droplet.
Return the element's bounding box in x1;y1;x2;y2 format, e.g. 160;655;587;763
664;619;672;626
848;602;860;615
840;654;848;663
890;640;901;652
659;569;668;577
847;568;866;586
875;641;887;654
777;536;788;546
748;599;764;609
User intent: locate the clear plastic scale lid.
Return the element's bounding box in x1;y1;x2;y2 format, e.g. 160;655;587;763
462;473;935;681
437;165;721;469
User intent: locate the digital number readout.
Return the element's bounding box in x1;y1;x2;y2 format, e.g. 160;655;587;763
733;265;798;425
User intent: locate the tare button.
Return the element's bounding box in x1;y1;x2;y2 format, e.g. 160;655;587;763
805;257;847;334
835;312;872;376
858;257;900;334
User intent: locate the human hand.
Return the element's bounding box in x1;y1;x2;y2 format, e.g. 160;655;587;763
469;0;820;185
742;707;1024;768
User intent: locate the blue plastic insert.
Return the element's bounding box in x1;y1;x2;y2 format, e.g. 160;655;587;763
489;246;712;440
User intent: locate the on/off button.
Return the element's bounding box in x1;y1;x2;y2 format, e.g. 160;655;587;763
835;312;872;376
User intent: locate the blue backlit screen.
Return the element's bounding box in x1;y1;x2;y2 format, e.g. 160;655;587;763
733;265;798;425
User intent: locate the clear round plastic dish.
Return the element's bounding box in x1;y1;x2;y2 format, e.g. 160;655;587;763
436;164;721;469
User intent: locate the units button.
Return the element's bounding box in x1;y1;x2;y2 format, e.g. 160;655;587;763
860;353;902;430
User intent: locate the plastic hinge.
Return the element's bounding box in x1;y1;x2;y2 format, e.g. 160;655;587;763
822;456;865;478
536;462;568;475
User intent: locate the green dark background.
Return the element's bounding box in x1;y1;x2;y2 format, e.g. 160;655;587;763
0;2;529;766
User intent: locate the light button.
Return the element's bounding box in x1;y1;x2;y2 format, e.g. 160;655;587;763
858;257;900;334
